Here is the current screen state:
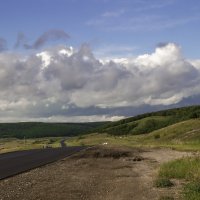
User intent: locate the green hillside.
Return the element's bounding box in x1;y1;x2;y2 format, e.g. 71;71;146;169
1;105;200;139
0;122;107;139
67;118;200;151
140;119;200;144
100;105;200;135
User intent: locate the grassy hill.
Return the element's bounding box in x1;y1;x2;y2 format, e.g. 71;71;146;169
0;122;107;139
140;119;200;144
100;105;200;135
67;118;200;151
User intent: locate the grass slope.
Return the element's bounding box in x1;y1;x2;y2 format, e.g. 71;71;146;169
68;118;200;151
141;119;200;144
100;105;200;135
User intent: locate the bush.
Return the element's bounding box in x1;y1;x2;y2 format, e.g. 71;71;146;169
154;178;174;188
159;196;174;200
154;134;160;139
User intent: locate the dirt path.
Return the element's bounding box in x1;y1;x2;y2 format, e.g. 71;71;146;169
130;148;192;199
0;146;192;200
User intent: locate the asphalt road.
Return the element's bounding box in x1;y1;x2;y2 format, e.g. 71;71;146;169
60;139;67;148
0;146;85;180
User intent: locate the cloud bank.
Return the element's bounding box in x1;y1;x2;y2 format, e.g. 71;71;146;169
0;43;200;122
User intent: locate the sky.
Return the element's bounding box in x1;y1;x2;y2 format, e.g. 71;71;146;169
0;0;200;122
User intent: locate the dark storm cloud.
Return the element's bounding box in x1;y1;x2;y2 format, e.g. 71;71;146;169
14;30;70;49
24;30;70;49
14;32;27;49
156;42;169;48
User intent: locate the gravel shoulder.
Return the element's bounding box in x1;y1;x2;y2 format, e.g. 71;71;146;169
0;146;192;200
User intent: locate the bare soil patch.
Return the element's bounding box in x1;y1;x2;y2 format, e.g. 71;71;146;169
0;146;191;200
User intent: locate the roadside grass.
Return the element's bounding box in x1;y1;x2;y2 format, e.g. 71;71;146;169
158;157;200;180
157;157;200;200
67;133;135;147
67;128;200;151
0;137;62;154
183;182;200;200
2;130;200;153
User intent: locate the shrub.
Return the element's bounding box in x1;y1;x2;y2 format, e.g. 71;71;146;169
154;134;160;139
154;178;174;188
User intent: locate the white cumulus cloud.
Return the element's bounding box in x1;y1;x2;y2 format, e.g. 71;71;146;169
0;43;199;121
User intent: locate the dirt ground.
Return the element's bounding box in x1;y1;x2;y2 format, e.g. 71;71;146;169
0;146;192;200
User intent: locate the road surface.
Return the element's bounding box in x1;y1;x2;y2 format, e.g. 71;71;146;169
0;146;85;180
60;139;67;148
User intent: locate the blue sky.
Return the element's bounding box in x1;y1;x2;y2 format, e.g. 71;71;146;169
1;0;200;122
1;0;200;58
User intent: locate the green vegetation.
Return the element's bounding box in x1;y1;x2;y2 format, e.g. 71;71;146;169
100;105;200;135
142;119;200;143
0;122;107;139
154;177;174;188
183;182;200;200
1;105;200;140
158;157;200;181
137;119;200;150
0;137;62;153
159;197;174;200
157;157;200;200
67;133;127;146
68;118;200;151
